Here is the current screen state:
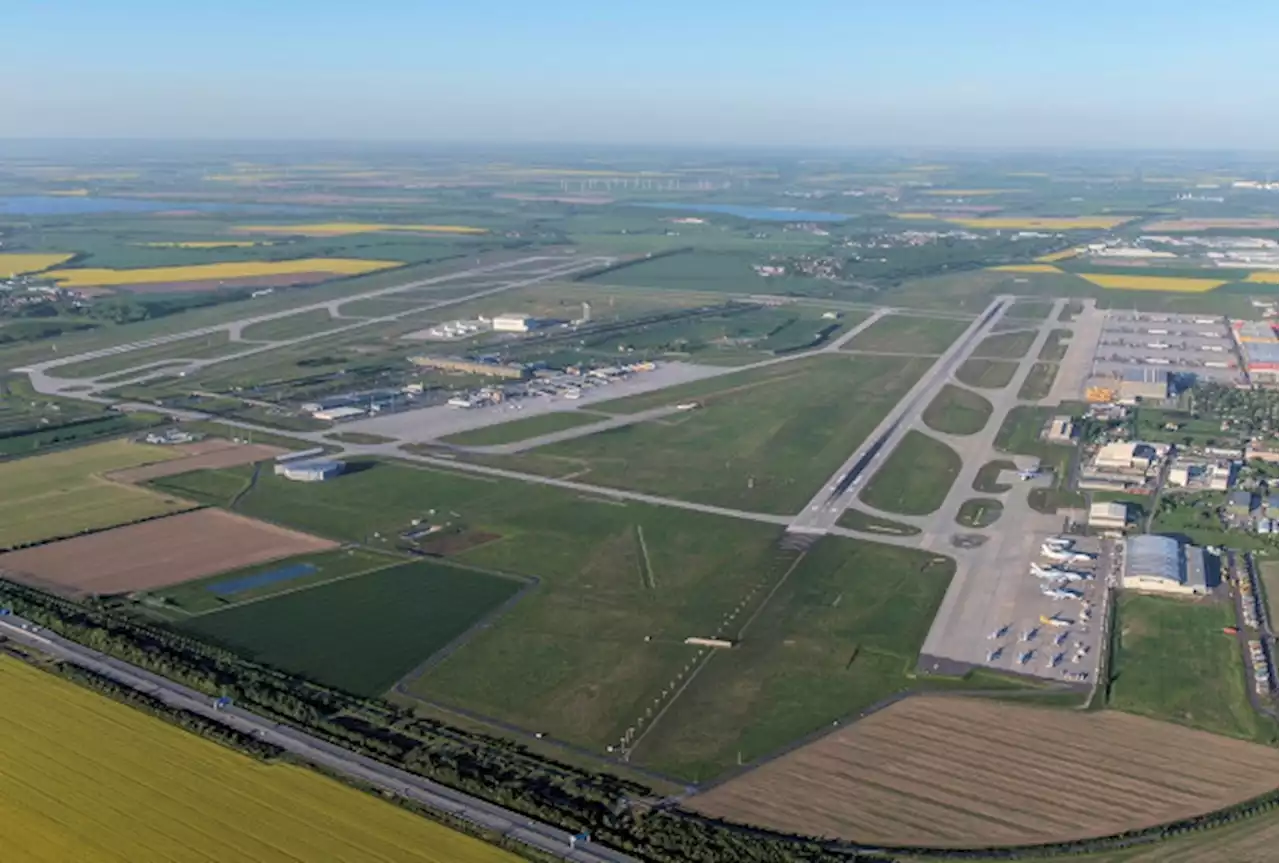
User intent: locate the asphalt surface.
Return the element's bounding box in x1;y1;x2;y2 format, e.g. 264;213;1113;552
0;615;637;863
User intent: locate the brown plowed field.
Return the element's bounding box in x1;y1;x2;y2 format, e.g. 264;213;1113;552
0;509;336;596
106;441;286;483
689;696;1278;848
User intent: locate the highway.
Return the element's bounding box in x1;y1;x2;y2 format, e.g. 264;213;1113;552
0;615;638;863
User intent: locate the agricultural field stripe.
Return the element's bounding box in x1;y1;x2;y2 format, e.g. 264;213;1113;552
207;562;319;595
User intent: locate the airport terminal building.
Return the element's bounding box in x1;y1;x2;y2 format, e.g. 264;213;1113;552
1121;535;1209;596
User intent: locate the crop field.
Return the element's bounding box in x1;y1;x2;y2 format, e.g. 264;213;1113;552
921;384;993;435
859;430;961;516
1017;362;1058;400
0;656;520;863
954;358;1019;389
1108;594;1268;741
105;439;286;483
235;222;488;236
631;537;957;779
490;355;933;514
441;410;606;446
182;559;522;696
989;263;1061;274
1077;273;1226;293
0;439;194;550
688;695;1279;847
0;251;75;275
152;458;809;747
970;330;1037;359
0;509;337;597
843;314;970;354
1245;270;1278;284
43;258;402;288
1086;815;1278;863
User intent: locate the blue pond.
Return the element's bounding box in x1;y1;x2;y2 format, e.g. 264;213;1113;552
207;562;319;596
0;195;310;216
637;202;850;222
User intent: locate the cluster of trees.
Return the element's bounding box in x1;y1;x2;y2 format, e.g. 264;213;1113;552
5;576;1274;862
1190;382;1278;442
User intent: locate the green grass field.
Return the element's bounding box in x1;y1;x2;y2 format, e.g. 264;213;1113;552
583;251;823;295
955;498;1003;527
440;411;606;447
843;314;970;354
629;537;958;779
836;509;922;536
1108;594;1270;742
973;459;1016;493
954;358;1019;389
922;384;993;435
970;329;1037;359
238;309;350;341
993;405;1084;513
1038;328;1072;361
1017;362;1059;400
859;430;961;516
0;439;194;549
1262;561;1278;626
152;458;814;748
180;559;524;697
47;332;243;379
1004;299;1055;320
146;547;401;616
485;355;932;514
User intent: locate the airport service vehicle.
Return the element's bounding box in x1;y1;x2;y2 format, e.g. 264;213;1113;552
675;402;699;411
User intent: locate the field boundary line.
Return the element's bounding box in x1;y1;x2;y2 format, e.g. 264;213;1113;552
624;646;718;763
733;551;807;641
181;558;407;617
636;525;656;591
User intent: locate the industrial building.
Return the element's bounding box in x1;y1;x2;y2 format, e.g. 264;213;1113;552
1046;415;1075;444
1088;501;1131;532
492;313;535;333
1093;441;1165;472
274;459;344;482
312;406;367;422
1118;367;1170;402
1230;319;1278;385
1121;535;1208;596
408;356;530;380
1166;459;1236;491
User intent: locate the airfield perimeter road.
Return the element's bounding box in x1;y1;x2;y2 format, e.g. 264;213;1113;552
0;615;637;863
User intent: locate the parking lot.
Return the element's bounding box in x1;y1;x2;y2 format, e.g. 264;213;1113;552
1091;311;1245;385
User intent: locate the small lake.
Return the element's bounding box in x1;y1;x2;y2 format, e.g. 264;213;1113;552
0;195;310;216
638;202;851;222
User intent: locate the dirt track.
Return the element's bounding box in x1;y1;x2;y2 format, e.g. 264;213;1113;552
689;695;1278;848
106;441;285;483
0;509;336;596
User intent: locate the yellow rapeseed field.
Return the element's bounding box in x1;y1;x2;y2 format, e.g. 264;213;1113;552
43;258;401;287
946;216;1130;230
236;222;488;236
0;656;522;863
0;252;75;276
136;241;268;249
1034;248;1082;263
1245;271;1279;284
891;212;940;220
1077;273;1226;293
990;264;1063;273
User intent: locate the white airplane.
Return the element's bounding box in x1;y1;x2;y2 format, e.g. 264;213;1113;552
1030;563;1087;582
1017;468;1040;481
1041;546;1097;564
1039;614;1071;628
1042;587;1082;600
1043;537;1073;550
989;624;1010;640
987;647;1003;662
1017;650;1035;665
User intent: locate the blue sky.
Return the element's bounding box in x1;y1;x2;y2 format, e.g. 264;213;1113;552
3;0;1276;149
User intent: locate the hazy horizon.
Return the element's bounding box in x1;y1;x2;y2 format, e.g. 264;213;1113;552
4;0;1277;150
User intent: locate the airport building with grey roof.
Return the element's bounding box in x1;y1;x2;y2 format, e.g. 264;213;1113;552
1121;535;1209;596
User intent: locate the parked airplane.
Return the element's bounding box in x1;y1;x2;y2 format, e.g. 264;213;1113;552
1048;652;1065;668
1042;587;1082;600
987;647;1003;662
1043;537;1073;550
1017;468;1041;480
1039;614;1071;628
1041;546;1097;564
989;624;1010;640
1030;563;1087;582
1021;627;1039;642
1017;650;1035;665
1054;631;1069;646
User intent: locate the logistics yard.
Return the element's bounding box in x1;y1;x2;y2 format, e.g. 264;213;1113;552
2;151;1278;862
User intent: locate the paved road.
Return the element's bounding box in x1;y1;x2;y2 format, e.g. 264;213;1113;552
0;615;637;863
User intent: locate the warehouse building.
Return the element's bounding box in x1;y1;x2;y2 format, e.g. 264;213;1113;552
1118;367;1170;402
1088;501;1131;532
492;313;535;333
274;459;344;482
1093;441;1165;472
1121;535;1208;596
